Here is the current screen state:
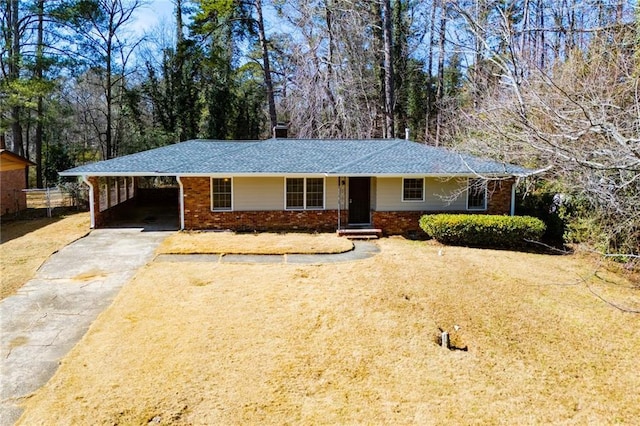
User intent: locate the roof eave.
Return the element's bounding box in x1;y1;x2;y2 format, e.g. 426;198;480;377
60;171;524;178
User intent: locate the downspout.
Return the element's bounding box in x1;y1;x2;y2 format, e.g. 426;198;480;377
337;176;342;231
510;178;517;216
81;175;95;229
176;176;185;230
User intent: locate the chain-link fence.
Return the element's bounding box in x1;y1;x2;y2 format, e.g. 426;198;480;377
24;183;89;217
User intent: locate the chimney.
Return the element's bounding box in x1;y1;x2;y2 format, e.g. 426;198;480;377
273;123;288;138
0;134;6;150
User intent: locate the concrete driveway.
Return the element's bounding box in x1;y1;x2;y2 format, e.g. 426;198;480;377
0;228;169;425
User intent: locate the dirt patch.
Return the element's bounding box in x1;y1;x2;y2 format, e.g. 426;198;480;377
9;336;29;349
73;269;109;282
157;231;354;255
0;213;90;299
17;238;640;424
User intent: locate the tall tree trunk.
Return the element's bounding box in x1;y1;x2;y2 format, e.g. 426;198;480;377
425;0;438;142
371;1;385;137
175;0;184;44
106;51;113;159
255;0;277;131
9;0;23;156
382;0;394;138
539;0;545;69
472;0;486;110
435;0;447;147
393;0;408;138
520;0;530;61
324;0;342;136
35;0;44;187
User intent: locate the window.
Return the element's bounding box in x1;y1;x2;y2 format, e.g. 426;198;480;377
467;178;487;210
306;178;324;209
403;178;424;201
286;178;304;209
285;177;324;210
211;178;232;211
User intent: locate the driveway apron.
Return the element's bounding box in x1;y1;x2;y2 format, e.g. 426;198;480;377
0;229;169;425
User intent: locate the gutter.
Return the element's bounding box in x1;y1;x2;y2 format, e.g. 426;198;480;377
176;176;185;230
81;175;95;228
60;171;517;179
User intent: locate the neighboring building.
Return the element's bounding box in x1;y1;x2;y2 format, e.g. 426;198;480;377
1;149;35;216
60;137;530;236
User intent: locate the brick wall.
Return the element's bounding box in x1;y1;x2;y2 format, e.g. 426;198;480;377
182;176;340;231
372;211;425;236
486;178;514;215
182;176;515;234
0;169;28;216
88;176;138;228
185;209;341;232
373;179;515;236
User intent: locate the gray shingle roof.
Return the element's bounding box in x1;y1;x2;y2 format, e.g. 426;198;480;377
60;138;530;177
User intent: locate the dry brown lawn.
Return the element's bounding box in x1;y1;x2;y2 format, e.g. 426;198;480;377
17;238;640;425
157;231;354;255
0;212;90;299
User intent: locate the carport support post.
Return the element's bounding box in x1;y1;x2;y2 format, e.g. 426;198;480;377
177;176;185;230
82;175;95;228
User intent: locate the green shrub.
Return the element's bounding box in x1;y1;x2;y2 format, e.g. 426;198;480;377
516;184;568;246
419;214;546;249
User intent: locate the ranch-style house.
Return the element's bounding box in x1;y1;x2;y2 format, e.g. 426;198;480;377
60;135;530;236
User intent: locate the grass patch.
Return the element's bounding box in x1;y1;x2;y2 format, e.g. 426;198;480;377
0;212;90;300
17;238;640;424
156;231;354;255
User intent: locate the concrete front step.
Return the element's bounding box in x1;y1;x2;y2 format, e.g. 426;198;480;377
337;228;382;239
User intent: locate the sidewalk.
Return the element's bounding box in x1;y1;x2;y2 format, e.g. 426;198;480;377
155;241;381;264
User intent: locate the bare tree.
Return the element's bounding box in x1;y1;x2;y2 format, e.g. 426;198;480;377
62;0;143;159
450;1;639;255
382;0;394;138
254;0;277;130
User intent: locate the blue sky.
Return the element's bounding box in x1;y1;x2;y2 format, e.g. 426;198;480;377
131;0;175;35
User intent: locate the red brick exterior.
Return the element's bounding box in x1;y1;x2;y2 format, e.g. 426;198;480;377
1;169;28;216
372;211;425;236
181;177;341;231
373;178;515;236
87;176;515;235
486;179;514;215
184;209;340;232
88;176;138;228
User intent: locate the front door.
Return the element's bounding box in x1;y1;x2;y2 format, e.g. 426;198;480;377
348;177;371;224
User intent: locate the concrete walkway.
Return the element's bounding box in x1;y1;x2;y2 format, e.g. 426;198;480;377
155;241;381;264
0;229;169;425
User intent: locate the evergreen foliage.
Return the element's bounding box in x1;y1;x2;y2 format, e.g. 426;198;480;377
419;214;547;249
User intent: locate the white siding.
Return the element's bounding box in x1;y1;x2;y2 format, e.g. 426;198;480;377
371;178;378;209
232;176;339;211
233;177;283;210
375;177;466;211
325;177;339;208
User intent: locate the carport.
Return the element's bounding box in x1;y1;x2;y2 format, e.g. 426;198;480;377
81;175;179;231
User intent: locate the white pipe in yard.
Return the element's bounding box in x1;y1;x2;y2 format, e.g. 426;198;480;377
441;331;449;349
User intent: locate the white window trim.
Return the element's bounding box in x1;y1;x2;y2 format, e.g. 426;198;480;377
284;177;326;210
466;178;487;211
210;177;233;211
402;177;425;202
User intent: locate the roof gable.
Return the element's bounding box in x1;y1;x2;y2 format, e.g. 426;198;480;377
60;138;530;177
1;149;36;172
